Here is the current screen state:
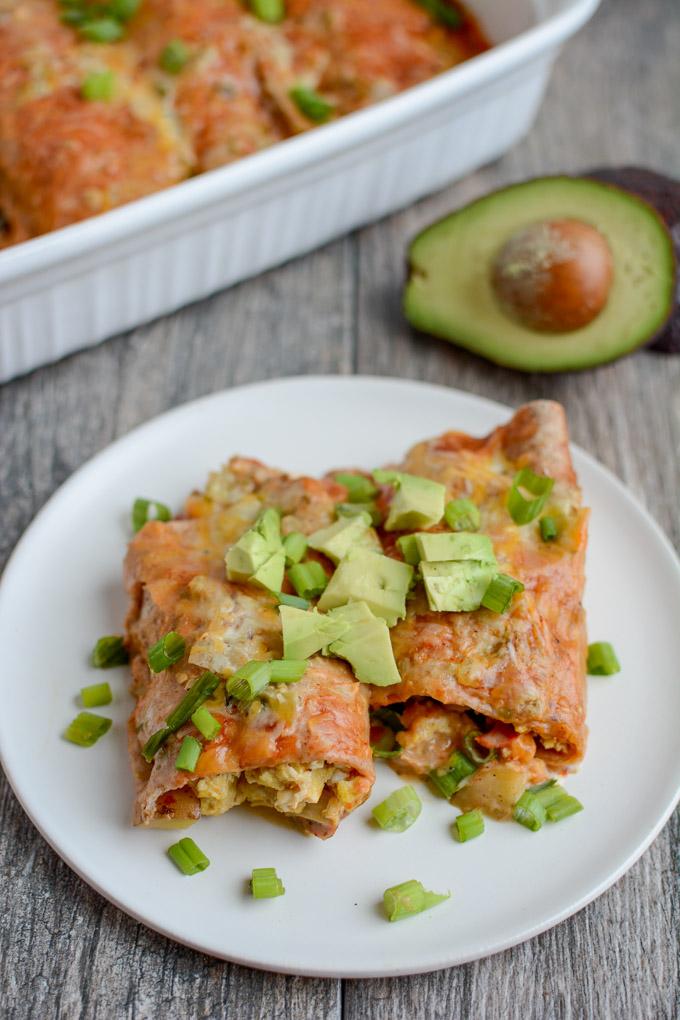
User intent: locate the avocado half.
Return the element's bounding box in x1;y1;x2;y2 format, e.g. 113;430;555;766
403;176;676;372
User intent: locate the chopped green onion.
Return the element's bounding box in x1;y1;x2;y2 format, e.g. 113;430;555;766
81;70;116;101
334;472;378;503
383;879;450;922
396;534;421;565
507;468;554;525
251;867;285;898
373;748;402;759
336;501;383;526
372;785;422;832
167;837;210;875
80;682;112;708
462;730;496;765
587;641;621;675
444;498;481;532
160;39;190;74
540;515;558;542
283;531;307;566
481;573;524;614
429;750;476;798
248;0;286;23
289;86;333;123
78;17;124;42
175;735;202;772
269;659;307;683
512;790;546;831
132;497;172;532
453;808;485;843
545;794;583;822
288;560;327;599
148;631;185;673
191;705;221;741
61;9;88;26
227;660;271;702
415;0;463;29
91;634;128;668
64;712;112;747
142;671;220;761
370;707;405;732
108;0;140;21
275;591;311;610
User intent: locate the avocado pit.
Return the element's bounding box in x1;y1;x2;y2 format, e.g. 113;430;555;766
491;218;614;333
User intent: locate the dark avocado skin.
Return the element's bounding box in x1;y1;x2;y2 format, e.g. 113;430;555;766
403;174;677;373
587;167;679;353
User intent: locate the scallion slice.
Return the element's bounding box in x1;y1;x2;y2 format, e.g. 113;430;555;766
283;531;307;566
251;867;285;898
142;671;220;761
507;468;554;525
415;0;463;29
159;39;190;74
78;17;124;42
453;808;485;843
191;705;221;741
81;70;116;101
545;794;583;822
462;730;496;765
175;735;202;772
227;661;271;702
132;497;172;532
372;785;422;832
383;879;450;922
289;85;333;123
287;560;327;599
64;711;112;747
334;472;378;503
269;659;307;683
108;0;140;21
275;591;311;611
81;682;112;708
91;635;128;668
429;750;476;798
587;641;620;675
481;573;524;614
540;515;558;542
444;498;481;532
148;631;185;673
396;534;421;565
512;790;546;831
167;837;210;875
248;0;286;23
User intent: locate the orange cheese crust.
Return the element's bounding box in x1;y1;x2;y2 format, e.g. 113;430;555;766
371;400;589;769
0;0;488;248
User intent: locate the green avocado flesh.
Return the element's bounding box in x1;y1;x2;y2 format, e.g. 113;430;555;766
404;176;676;372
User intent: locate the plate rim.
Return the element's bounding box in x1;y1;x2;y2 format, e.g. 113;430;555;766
1;374;679;978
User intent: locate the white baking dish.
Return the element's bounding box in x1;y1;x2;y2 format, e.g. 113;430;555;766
0;0;599;382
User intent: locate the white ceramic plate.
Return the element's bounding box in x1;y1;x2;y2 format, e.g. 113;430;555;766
1;377;679;978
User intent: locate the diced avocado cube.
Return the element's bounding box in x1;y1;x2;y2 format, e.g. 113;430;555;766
420;561;496;612
279;606;350;660
250;549;285;592
323;601;376;629
328;617;401;687
307;512;379;565
256;507;282;550
225;529;271;582
415;531;496;564
317;549;413;627
374;470;445;531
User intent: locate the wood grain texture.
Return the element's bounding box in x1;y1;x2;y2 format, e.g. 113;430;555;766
0;0;678;1017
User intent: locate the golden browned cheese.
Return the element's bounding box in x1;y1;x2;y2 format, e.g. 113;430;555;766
372;401;589;771
124;459;374;837
0;0;488;247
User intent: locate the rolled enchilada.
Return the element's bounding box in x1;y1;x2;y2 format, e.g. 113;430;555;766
125;462;374;837
369;401;588;817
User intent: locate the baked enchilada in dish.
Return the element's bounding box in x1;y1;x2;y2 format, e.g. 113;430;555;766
0;0;488;249
124;401;588;837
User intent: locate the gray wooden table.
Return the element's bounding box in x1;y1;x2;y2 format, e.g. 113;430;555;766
1;1;678;1017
